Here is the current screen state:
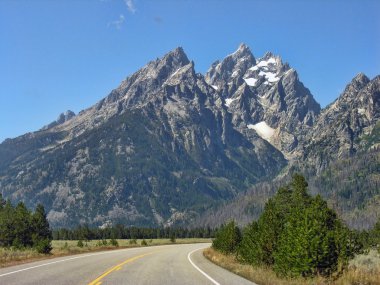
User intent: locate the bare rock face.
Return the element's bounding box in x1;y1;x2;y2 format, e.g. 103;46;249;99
0;44;379;228
303;74;380;172
41;110;76;130
206;46;320;158
0;46;286;228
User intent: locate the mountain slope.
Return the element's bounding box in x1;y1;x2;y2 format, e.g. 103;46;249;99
0;44;378;229
0;46;286;227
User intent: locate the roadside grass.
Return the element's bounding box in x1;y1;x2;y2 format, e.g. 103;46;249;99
0;248;45;267
335;249;380;285
203;247;380;285
0;238;211;268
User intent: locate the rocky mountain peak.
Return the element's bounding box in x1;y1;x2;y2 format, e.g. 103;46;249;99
352;72;370;86
41;110;76;130
235;43;253;57
205;44;256;90
161;46;190;69
340;73;371;99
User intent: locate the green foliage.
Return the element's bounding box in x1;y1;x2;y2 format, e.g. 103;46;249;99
34;239;53;254
238;184;295;266
370;217;380;253
170;234;176;243
110;238;119;247
274;195;339;277
141;239;148;246
212;220;241;254
129;239;137;245
234;174;365;278
77;240;84;248
0;200;52;254
237;221;261;265
53;225;217;240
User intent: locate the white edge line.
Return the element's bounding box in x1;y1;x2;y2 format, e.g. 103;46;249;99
188;247;220;285
0;247;141;278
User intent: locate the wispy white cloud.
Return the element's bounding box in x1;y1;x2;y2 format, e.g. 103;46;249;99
124;0;136;14
108;14;125;29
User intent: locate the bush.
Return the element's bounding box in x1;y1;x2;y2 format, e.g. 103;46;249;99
77;240;84;248
141;239;148;246
129;239;137;245
110;238;119;247
170;235;176;243
34;239;52;254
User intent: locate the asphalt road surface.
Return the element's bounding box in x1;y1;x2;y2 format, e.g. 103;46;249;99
0;243;256;285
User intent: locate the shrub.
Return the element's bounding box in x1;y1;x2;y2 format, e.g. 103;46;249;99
141;239;148;246
129;239;137;245
34;239;52;254
110;238;119;247
77;240;84;248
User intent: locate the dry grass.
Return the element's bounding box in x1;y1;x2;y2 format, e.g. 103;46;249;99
203;248;380;285
0;238;211;268
335;250;380;285
0;248;45;267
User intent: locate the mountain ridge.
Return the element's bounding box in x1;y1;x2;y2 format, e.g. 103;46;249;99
0;44;379;228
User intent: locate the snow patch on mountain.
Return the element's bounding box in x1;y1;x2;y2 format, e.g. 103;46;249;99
244;78;258;87
259;71;279;83
248;121;275;140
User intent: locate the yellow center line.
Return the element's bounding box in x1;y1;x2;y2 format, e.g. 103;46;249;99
87;251;157;285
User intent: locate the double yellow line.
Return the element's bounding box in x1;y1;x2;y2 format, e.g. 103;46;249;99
88;251;156;285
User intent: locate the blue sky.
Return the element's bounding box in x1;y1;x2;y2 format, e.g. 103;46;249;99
0;0;379;142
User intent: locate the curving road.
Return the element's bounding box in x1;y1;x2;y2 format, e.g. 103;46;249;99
0;243;256;285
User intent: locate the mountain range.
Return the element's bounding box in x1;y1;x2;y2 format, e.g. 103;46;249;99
1;44;379;229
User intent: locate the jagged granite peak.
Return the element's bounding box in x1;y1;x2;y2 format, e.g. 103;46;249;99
0;44;288;228
303;75;380;172
41;110;76;130
207;45;320;157
205;43;256;93
338;72;371;101
99;47;191;106
1;43;378;229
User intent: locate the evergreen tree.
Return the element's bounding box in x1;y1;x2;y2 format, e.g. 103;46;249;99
13;202;33;248
212;220;241;254
274;195;339;277
31;204;53;253
238;221;261;265
0;200;15;247
0;193;5;210
238;186;294;266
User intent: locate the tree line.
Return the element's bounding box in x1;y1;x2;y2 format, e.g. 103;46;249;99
0;194;52;253
53;225;217;241
212;174;380;278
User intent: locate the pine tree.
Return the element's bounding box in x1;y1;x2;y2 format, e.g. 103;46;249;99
274;195;340;277
212;220;241;254
0;200;15;247
31;204;52;253
238;186;294;266
13;202;33;248
0;193;5;210
238;221;261;265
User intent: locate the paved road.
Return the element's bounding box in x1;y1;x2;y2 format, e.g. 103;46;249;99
0;243;256;285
